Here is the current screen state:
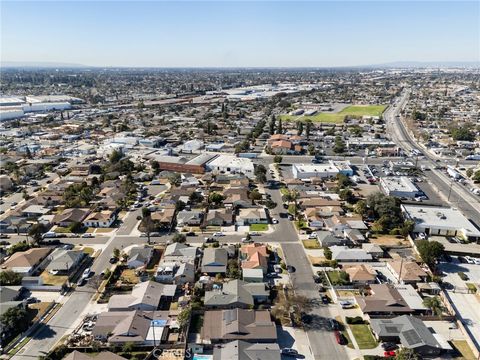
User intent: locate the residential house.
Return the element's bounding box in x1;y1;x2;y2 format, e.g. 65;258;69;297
240;243;268;274
21;205;51;218
317;231;346;247
362;243;384;258
205;209;234;227
204;279;269;309
343;264;377;286
355;284;414;316
176;210;204;227
108;281;176;311
151;207;176;230
93;310;172;345
83;210;117;228
224;193;251;209
213;340;280;360
201;308;277;343
63;351;127;360
330;246;372;262
52;208;90;228
370;316;444;357
236;208;268;226
387;260;428;285
343;228;366;244
1;247;51;275
127;247;153;270
46;249;85;275
201;248;228;275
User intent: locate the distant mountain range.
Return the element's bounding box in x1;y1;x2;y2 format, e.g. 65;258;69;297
2;60;479;69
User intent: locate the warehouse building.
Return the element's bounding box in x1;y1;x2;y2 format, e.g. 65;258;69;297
401;205;480;242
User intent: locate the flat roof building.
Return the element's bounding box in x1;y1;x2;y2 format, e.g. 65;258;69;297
292;161;339;180
380;176;420;198
402;204;480;242
206;155;254;178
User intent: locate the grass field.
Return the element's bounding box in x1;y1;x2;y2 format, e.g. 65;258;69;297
280;105;387;123
349;324;378;349
40;271;68;286
302;239;321;249
250;223;268;231
452;340;476;360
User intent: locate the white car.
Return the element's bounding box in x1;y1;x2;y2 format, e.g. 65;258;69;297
465;256;476;264
82;268;91;278
213;232;224;237
418;233;427;240
308;232;318;239
339;301;355;309
81;233;94;238
272;218;279;224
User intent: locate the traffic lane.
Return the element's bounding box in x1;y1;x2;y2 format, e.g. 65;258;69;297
116;209;141;235
281;243;347;360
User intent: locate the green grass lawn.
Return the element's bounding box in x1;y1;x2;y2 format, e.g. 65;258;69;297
452;340;476;360
326;270;350;286
302;239;321;249
250;223;268;231
280;104;387;123
349;324;378;349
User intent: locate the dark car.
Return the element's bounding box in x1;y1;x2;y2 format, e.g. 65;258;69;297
301;312;313;324
329;318;339;330
334;331;346;345
321;295;329;304
109;257;118;264
26;297;40;304
186;231;196;236
287;265;296;273
281;348;299;357
382;342;398;351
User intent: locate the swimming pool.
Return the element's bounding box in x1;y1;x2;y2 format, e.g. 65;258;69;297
192;355;213;360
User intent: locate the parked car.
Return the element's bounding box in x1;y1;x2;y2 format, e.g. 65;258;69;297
77;278;86;286
334;331;346;345
204;237;214;243
418;232;427;240
381;343;398;351
287;265;296;273
308;232;318;239
329;318;339;330
26;297;40;304
109;257;118;264
384;351;396;358
266;272;278;278
81;233;94;238
272;218;279;224
281;348;298;357
339;301;354;309
213;232;224;237
321;295;329;304
82;268;92;278
186;231;196;236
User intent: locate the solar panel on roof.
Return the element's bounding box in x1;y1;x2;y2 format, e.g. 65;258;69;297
403;329;422;346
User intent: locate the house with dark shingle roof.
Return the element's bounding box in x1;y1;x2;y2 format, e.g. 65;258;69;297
204;279;269;309
201;248;228;275
370;315;443;356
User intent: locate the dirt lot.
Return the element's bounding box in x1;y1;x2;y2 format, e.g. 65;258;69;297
369;235;410;247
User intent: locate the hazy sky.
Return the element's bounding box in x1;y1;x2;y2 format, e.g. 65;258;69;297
1;1;479;67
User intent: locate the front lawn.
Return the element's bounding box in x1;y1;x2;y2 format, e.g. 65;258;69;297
326;270;350;286
302;239;321;249
349;324;378;349
120;269;139;284
250;223;268;232
452;340;476;360
40;271;68;286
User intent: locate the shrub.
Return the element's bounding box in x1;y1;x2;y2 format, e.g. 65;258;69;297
346;316;365;324
458;272;469;281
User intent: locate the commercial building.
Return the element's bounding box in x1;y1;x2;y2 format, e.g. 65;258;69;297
292;162;338;180
380;176;420;198
401;205;480;242
206;154;255;178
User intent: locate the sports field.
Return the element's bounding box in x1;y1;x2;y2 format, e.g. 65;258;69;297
279;104;387;123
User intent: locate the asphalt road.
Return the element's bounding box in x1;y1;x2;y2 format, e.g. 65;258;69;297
281;243;347;360
385;89;480;227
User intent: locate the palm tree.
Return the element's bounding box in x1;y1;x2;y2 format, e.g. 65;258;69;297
423;296;444;317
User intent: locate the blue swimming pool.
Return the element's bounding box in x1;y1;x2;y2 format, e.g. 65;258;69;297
192;355;213;360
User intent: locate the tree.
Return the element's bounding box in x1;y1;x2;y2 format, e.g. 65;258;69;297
142;207;151;219
254;164;267;184
269;115;276;135
151;160;160;174
177;306;192;330
0;270;22;286
333;135;346;154
189;191;204;204
271;292;312;326
423;296;445;316
339;188;355;203
113;248;121;258
28;223;47;244
395;348;420;360
336;173;352;190
109;149;123;164
122;341;135;353
324;247;332;260
0;307;29;335
172;233;186;243
451;126;474;141
168;173;181;187
466;168;473;178
307;144;315;155
277;118;283;134
400;220;415;238
297;121;304;136
175;200;186;212
354;200;367;216
417;240;444;269
209;192;224;206
273;155;283;164
249;190;262;202
472;170;480;183
305;120;312;139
